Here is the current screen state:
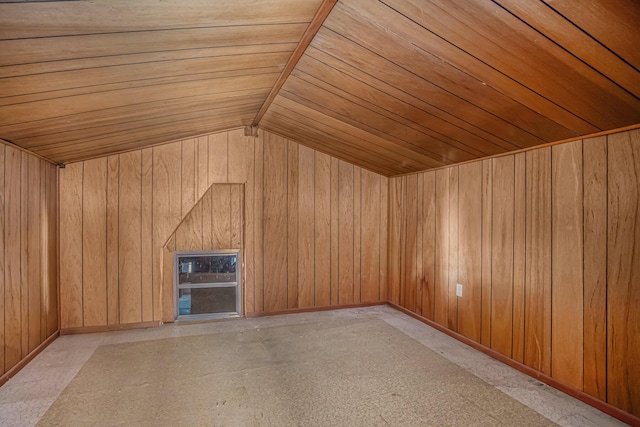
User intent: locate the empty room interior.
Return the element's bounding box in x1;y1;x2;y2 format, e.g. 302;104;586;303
0;0;639;425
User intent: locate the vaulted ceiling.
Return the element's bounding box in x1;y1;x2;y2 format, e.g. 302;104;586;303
1;0;639;176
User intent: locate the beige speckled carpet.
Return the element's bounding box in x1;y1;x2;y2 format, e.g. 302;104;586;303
38;318;556;426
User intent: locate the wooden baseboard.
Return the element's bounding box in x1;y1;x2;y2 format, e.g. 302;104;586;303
60;321;161;335
0;331;60;387
246;301;387;318
387;302;640;427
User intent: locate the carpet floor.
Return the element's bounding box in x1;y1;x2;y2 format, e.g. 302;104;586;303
38;318;556;426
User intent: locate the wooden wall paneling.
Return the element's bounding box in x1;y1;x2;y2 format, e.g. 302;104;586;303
491;156;515;358
447;167;459;331
457;162;482;342
551;140;584;390
298;145;314;308
47;164;58;336
39;163;46;342
399;177;406;307
353;167;362;303
582;135;607;401
208;132;228;184
524;147;552;375
434;169;449;327
415;174;424;316
152;143;181;323
106;155;120;325
379;176;389;303
230;184;243;249
330;158;339;305
0;146;4;372
287;140;299;309
162;236;176;321
512;153;526;362
27;157;41;351
338;161;354;304
59;161;83;330
254;134;264;312
481;160;492;346
422;171;436;321
388;178;402;305
210;185;231;249
360;169;380;303
314;151;331;306
81;157;107;327
20;153;28;358
202;190;213;249
405;174;418;313
118;151;142;324
263;133;288;312
4;147;23;368
176;203;203;251
607;129;640;416
196;136;209;199
181;139;197;217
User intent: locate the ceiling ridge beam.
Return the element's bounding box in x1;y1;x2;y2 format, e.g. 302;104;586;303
251;0;339;126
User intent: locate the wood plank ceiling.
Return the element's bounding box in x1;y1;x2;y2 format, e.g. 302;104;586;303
1;0;639;175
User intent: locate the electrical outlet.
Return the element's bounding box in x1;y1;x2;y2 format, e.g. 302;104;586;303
456;283;463;297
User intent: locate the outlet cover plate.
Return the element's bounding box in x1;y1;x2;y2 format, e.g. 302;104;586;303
456;284;463;297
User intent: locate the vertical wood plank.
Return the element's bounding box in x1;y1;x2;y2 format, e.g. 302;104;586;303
20;153;28;357
458;162;482;342
228;129;251;183
524;147;552;375
242;135;255;314
208;132;228;184
152;143;181;323
201;190;213;249
141;149;153;322
106;155;120;324
481;160;493;346
210;185;231;249
82;157;107;327
162;236;176;321
338;161;354;304
330;157;339;305
254;134;264;312
353;167;362;303
40;162;46;342
47;164;58;336
434;169;449;327
388;177;402;305
314;152;331;306
416;174;424;315
513;153;526;362
0;146;5;372
422;171;436;321
230;184;243;249
181;138;197;217
491;156;515;358
448;167;459;331
607;129;640;416
196;136;209;199
551;140;584;390
58;160;83;331
287;140;299;309
176;204;203;251
27;157;41;351
118;151;142;324
361;170;380;303
263;133;288;312
582;136;607;401
298;145;314;308
379;176;389;303
405;174;418;313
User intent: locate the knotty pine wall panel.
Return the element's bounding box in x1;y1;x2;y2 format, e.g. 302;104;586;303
59;128;389;326
389;127;640;418
0;145;57;378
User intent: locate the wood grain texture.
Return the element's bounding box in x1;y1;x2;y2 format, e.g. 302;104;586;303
434;169;449;327
81;158;107;327
209;185;231;249
0;146;5;373
298;145;314;308
524;148;552;375
551;140;584;390
338;161;354;304
512;153;526;363
361;169;380;302
447;167;459;331
118;151;142;324
353;167;362;303
379;176;389;303
314;151;331;306
208;132;228;184
481;160;492;347
59;161;83;330
330;157;339;305
140;149;154;322
607;129;640;416
287;140;299;309
388;178;402;305
491;156;514;358
458;162;482;342
106;155;120;324
20;153;28;358
27;156;41;352
405;174;418;312
421;171;435;321
582;135;607;401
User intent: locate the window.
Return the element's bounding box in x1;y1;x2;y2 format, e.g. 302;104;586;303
175;250;241;321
